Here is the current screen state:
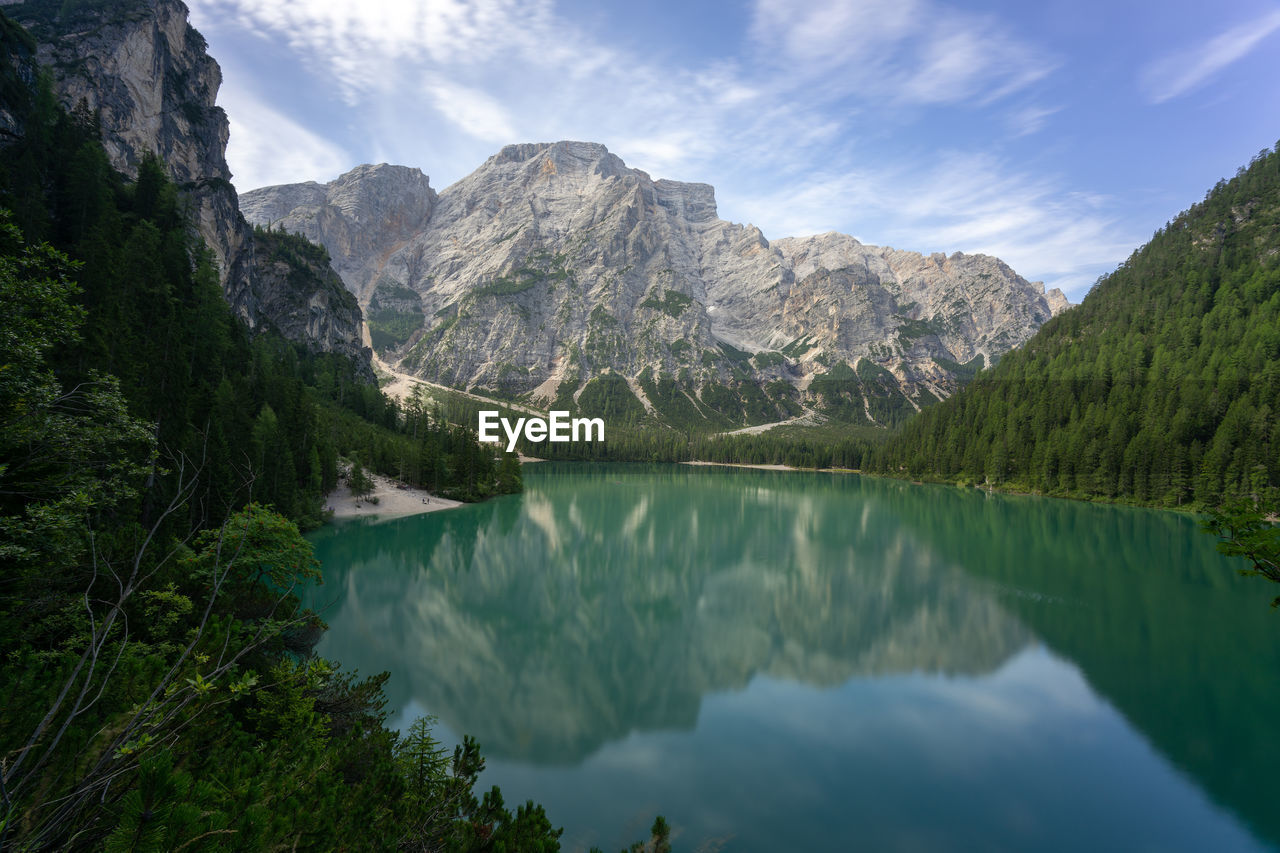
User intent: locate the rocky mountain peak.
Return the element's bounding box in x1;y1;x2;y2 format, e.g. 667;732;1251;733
240;162;437;307
242;143;1073;428
483;140;631;184
655;179;718;223
1043;286;1071;316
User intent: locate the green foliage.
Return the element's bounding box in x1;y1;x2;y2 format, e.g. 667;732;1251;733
10;0;157;30
0;212;153;582
368;308;424;351
348;456;374;499
1202;500;1280;607
194;501;322;593
577;373;647;424
102;751;212;853
808;361;865;423
874;143;1280;507
780;335;815;357
640;288;693;318
515;404;880;469
716;340;753;365
0;12;35;113
752;350;788;369
0;19;537;849
473;253;570;298
252;224;359;317
594;814;673;853
933;353;985;382
894;316;933;345
366;279;427;351
697;379;746;423
635;367;728;430
474;275;542;297
253;221;332;266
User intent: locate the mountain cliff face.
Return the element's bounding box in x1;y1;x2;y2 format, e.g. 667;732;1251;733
244;141;1068;427
239;163;438;307
5;0;373;377
248;227;369;362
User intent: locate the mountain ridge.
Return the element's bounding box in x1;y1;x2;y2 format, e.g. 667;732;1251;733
243;140;1069;428
871;143;1280;508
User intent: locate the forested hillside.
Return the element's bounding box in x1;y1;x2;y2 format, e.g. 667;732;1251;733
0;11;545;848
873;145;1280;510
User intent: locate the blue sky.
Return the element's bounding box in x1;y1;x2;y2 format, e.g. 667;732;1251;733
186;0;1280;300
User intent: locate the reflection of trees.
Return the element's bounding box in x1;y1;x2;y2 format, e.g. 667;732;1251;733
879;481;1280;849
308;465;1030;765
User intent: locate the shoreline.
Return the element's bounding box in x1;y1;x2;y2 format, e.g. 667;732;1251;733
682;460;859;474
324;471;462;521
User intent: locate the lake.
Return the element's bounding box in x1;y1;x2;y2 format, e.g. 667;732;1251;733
306;463;1280;852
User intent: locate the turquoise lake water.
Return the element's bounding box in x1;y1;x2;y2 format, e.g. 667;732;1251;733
307;463;1280;852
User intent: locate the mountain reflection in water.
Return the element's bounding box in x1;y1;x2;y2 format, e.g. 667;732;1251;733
308;463;1279;852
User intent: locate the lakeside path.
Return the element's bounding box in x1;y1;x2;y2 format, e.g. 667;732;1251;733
714;406;823;436
373;351;546;417
325;471;462;520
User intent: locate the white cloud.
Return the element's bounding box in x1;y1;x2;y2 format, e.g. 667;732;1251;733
1140;8;1280;103
191;0;552;82
188;0;1055;191
730;152;1133;302
749;0;1053;105
1007;105;1060;138
218;83;351;192
425;78;518;142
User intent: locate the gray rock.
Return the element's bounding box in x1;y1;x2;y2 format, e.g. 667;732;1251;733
8;0;373;379
239;163;437;305
244;141;1071;423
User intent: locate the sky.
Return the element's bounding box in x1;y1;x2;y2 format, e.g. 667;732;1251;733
185;0;1280;301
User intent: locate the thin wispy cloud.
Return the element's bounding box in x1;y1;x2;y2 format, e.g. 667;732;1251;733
208;0;552;77
216;82;351;191
424;78;518;143
1140;7;1280;103
733;152;1128;300
749;0;1055;105
1007;105;1060;138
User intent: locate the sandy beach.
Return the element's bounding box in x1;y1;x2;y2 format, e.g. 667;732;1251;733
324;471;462;520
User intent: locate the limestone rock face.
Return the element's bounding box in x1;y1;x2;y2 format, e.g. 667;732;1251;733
1044;286;1071;316
7;0;373;379
244;141;1070;424
774;233;1062;377
247;229;370;366
239;163;437;305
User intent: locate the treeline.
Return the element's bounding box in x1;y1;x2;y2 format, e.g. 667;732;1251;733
424;376;882;469
506;420;880;470
0;27;547;851
870;143;1280;510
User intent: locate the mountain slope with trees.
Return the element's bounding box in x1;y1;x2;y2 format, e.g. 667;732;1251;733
872;144;1280;510
7;0;376;377
0;8;539;849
